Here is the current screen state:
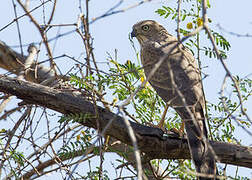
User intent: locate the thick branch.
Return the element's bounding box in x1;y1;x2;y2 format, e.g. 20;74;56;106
0;40;54;83
0;40;167;179
0;76;251;169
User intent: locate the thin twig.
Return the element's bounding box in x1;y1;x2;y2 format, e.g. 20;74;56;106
118;106;143;180
217;23;252;38
0;0;51;32
11;0;24;56
16;0;57;76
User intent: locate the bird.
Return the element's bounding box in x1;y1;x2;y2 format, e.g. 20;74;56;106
131;20;217;179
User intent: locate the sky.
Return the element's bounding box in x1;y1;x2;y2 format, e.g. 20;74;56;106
0;0;251;179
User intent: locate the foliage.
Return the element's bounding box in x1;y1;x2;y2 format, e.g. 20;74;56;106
84;168;110;180
155;2;231;60
10;150;25;167
208;76;251;144
58;129;94;159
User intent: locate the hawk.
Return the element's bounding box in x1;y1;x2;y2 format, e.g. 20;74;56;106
131;20;217;178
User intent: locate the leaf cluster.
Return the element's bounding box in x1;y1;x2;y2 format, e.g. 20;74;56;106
58;129;94;159
155;2;231;60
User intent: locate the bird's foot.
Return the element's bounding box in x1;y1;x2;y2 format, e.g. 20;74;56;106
170;128;185;138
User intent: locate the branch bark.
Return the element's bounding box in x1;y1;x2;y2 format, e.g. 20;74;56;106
0;40;170;179
0;76;251;169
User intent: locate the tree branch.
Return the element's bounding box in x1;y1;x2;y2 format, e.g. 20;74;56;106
0;76;251;169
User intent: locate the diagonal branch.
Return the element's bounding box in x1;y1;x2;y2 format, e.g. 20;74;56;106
0;76;251;169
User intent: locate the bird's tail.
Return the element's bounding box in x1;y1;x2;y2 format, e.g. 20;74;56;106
175;106;217;180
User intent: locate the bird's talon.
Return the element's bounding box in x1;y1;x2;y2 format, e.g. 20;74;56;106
170;128;185;137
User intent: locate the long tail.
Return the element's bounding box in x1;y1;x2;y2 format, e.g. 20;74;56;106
175;106;217;179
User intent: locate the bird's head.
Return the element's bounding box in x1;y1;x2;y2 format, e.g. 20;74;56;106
131;20;167;45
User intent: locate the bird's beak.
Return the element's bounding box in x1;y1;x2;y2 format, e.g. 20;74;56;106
131;29;136;38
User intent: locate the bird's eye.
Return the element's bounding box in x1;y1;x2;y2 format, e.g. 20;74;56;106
142;25;149;31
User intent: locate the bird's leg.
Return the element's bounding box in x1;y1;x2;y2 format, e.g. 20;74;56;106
157;102;170;129
104;135;110;149
170;122;185;137
171;106;185;137
178;121;185;137
149;102;184;137
147;102;169;132
158;102;185;137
